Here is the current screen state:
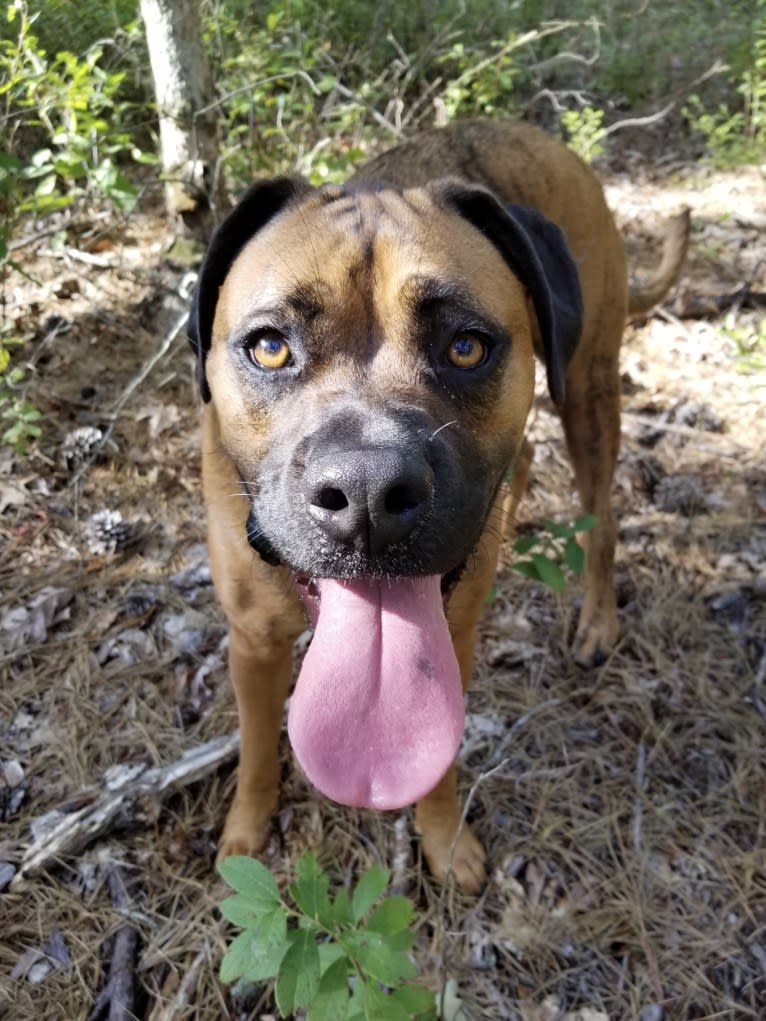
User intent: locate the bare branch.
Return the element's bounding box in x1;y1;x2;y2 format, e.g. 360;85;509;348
13;732;240;885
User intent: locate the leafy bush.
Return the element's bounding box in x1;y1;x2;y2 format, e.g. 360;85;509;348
218;853;438;1019
0;1;147;220
0;1;148;453
513;515;598;593
560;105;606;162
685;18;766;163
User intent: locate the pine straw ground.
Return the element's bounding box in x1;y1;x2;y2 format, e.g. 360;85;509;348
1;157;765;1021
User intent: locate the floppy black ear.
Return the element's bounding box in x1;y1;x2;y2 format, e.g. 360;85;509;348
187;177;313;402
434;181;583;406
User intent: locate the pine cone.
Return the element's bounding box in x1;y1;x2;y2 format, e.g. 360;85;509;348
84;509;133;556
61;426;104;473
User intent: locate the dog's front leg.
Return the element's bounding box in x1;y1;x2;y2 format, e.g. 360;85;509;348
414;617;488;893
217;622;296;860
415;449;531;892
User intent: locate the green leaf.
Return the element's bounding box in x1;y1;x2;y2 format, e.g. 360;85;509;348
351;865;390;922
512;534;537;554
365;896;415;937
345;930;416;985
391;984;438;1018
219;899;287;947
513;559;542;582
219;927;289;984
219;930;253;984
380;928;416;952
573;513;599;532
275;928;321;1016
530;553;567;593
217;855;282;910
290;853;333;927
219;894;259;928
332;887;353;925
307;957;350;1021
0;149;20;173
34;173;58;197
543;520;573;539
564;537;585;575
358;980;410;1020
318;942;347;975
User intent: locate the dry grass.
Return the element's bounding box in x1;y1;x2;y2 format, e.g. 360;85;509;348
1;162;765;1021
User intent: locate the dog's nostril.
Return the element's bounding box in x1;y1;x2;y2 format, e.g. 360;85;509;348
316;487;348;512
385;484;421;516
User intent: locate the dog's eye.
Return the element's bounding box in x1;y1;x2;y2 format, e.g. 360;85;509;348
446;332;487;370
248;333;292;370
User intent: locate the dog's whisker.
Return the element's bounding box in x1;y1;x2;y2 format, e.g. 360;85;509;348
428;420;458;442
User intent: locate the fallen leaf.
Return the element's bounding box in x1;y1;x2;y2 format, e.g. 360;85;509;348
0;587;72;652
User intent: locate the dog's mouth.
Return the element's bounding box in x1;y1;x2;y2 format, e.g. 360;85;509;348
287;568;467;811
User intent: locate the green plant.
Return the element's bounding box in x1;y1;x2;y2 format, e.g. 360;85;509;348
512;514;598;593
0;1;146;224
721;312;766;373
218;853;437;1019
0;335;40;452
438;35;522;120
560;105;606;162
683;5;766;165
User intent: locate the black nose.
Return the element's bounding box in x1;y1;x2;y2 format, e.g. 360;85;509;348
306;448;433;555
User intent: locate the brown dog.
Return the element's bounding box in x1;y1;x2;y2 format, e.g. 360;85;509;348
188;119;688;891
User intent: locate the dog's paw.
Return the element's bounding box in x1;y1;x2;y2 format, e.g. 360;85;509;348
573;607;619;667
421;822;487;894
216;797;275;862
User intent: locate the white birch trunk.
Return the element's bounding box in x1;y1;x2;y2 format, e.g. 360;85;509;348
140;0;225;234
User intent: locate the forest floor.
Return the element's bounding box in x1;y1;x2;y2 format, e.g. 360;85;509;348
1;140;765;1021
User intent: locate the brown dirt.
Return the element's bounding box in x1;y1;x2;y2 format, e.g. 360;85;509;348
1;156;765;1021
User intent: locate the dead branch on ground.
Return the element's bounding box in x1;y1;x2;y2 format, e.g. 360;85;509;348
90;861;141;1021
12;732;240;886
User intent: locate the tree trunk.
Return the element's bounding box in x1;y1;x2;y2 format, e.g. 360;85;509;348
140;0;226;238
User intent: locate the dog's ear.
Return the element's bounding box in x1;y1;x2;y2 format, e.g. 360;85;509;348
188;177;313;402
434;181;583;406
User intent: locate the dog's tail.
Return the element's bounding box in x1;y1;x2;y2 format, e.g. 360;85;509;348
627;208;691;317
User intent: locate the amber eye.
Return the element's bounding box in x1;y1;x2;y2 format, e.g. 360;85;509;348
446;332;487;369
249;333;291;370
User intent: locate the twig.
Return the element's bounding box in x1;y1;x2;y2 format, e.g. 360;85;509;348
151;948;208;1021
390;814;412;896
633;739;647;852
622;410;747;457
603;59;727;138
330;81;402;138
8;223;72;253
59;247;121;269
195;69;321;119
12;732;240;885
90;861;141;1021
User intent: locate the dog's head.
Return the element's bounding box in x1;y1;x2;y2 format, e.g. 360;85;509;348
189;176;581;582
188;176;582;809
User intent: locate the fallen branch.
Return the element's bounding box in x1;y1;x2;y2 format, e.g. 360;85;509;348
675;286;766;319
12;732;240;886
603;59;727;139
90;862;141;1021
150;948;208;1021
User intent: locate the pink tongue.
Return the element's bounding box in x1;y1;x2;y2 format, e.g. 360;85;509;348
287;575;464;810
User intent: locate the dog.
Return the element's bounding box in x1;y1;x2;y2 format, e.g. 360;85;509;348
187;118;689;892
